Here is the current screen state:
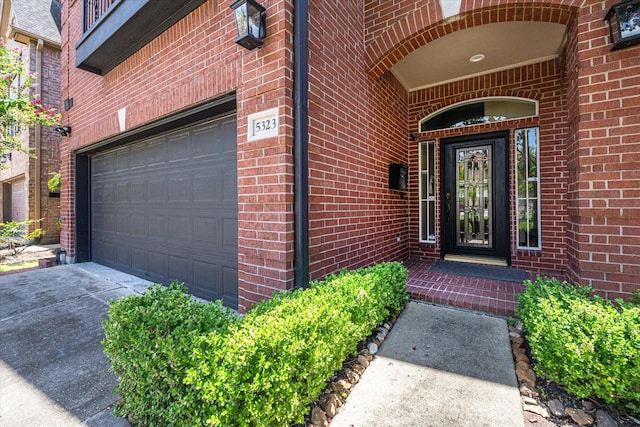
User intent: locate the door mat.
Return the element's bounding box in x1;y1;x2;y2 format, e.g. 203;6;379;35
430;260;529;283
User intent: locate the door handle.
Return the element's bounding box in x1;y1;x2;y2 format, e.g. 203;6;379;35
445;192;451;222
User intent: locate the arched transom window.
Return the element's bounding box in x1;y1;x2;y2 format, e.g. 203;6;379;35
419;97;538;132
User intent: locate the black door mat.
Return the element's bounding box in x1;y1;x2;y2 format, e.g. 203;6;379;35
430;260;529;283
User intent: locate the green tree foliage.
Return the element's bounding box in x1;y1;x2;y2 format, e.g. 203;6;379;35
0;38;60;160
0;219;45;256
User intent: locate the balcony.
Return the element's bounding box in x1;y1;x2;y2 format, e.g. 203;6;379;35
76;0;207;75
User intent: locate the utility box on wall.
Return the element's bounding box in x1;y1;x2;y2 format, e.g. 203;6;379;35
389;163;408;191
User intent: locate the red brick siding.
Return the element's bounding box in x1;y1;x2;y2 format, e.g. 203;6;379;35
365;0;640;300
407;60;569;276
307;1;410;281
565;1;640;299
35;43;62;242
61;0;295;313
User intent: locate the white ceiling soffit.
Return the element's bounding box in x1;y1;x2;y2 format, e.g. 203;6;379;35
390;21;568;92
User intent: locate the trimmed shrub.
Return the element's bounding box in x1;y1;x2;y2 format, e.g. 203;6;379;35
102;282;239;426
517;277;640;415
185;261;408;426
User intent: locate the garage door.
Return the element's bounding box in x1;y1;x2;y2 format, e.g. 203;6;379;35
91;116;238;307
11;179;26;222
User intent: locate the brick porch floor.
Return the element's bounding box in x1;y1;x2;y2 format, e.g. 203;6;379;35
404;258;533;317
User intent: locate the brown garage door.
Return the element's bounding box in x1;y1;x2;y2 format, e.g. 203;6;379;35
91;116;238;307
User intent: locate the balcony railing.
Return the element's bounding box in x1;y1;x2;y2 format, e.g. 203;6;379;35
83;0;117;33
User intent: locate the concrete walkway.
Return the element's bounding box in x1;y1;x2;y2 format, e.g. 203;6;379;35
331;301;525;427
1;265;524;426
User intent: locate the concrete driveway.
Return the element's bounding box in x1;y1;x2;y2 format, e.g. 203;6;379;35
0;263;152;426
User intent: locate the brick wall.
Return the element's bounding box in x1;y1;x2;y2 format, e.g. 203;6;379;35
407;60;569;275
362;0;640;299
33;43;62;242
61;0;295;312
565;1;640;299
307;0;410;280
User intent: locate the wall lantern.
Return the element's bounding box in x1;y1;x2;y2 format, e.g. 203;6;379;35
230;0;266;50
604;0;640;50
56;125;72;137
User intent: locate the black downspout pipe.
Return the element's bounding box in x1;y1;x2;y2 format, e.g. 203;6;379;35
294;0;309;289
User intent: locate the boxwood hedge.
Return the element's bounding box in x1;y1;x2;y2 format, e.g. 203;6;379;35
516;277;640;415
102;262;408;426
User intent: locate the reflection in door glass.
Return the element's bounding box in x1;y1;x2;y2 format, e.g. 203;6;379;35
456;146;492;248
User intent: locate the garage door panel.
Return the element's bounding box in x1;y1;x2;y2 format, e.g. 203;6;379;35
148;139;169;166
169;177;190;201
169;255;190;284
91;115;238;307
148;215;168;240
131;145;147;168
223;217;238;249
194;174;222;202
168;216;189;241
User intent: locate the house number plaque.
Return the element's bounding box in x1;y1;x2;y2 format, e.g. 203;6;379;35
248;108;279;141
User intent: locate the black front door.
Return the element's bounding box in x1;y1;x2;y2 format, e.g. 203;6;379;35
441;132;509;262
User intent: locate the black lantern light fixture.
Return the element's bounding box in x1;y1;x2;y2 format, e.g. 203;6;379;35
604;0;640;50
230;0;266;50
56;125;72;137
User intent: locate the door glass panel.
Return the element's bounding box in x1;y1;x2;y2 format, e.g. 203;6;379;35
456;146;492;248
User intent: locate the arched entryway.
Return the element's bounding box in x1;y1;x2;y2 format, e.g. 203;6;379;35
364;1;577;274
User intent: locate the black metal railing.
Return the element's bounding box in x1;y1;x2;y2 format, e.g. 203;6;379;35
83;0;118;32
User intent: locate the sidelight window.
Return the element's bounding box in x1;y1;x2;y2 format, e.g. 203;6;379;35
419;141;436;242
516;127;541;249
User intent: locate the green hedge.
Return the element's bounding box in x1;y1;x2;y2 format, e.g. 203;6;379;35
516;277;640;415
102;283;239;426
102;262;408;426
186;261;408;426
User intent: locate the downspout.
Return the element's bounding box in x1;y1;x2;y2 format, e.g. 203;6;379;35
293;0;309;289
34;38;44;223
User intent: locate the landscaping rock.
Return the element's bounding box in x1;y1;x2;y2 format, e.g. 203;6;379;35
511;336;524;346
360;349;373;362
356;354;369;368
523;402;550;418
351;363;366;376
566;407;594;426
310;406;328;427
375;332;386;342
515;361;536;388
377;327;388;337
581;400;595;412
516;352;530;363
344;368;359;385
320;394;341;418
330;379;351;394
519;384;539;398
595;409;618;427
367;342;378;355
546;399;566;418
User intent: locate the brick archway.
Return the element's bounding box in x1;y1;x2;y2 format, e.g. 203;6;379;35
365;0;581;80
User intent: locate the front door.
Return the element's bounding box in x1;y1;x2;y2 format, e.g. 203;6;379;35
441;132;509;262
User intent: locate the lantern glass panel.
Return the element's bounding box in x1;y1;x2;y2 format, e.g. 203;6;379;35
617;1;640;40
234;4;248;38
